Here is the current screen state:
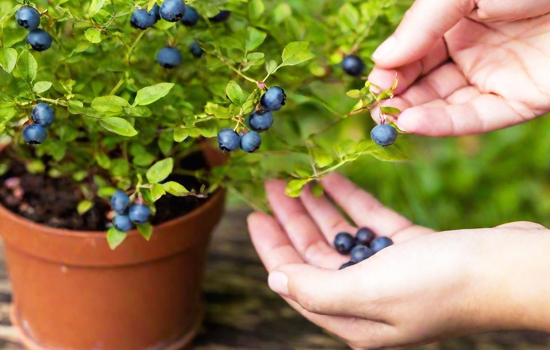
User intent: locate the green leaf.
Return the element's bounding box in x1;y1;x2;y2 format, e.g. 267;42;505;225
88;0;106;17
310;181;324;197
339;3;360;29
174;127;189;142
146;158;173;183
285;179;310;197
134;83;175;106
380;106;401;115
95;151;111;169
273;3;292;24
0;48;17;73
266;60;278;74
32;81;52;94
249;0;265;20
107;227;127;250
162;181;189;196
346;89;362;99
150;183;166;202
92;95;130;112
370;144;409;162
99;118;138;137
312;148;333;168
136;222;153;241
77;200;94;215
17;50;37;82
280;41;315;67
246;28;267;51
225;80;247;106
85;28;102;43
125;106;152;117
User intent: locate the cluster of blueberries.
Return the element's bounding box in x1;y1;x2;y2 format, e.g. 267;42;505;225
110;190;153;232
16;6;53;51
217;86;286;153
341;55;399;147
130;0;230;68
22;103;55;144
334;227;393;270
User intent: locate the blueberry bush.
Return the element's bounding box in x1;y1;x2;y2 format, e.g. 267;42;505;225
0;0;410;248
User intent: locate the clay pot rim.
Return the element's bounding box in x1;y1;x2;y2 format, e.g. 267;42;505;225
0;189;224;238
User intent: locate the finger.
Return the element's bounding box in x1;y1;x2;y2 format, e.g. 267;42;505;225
300;184;357;243
368;38;449;95
496;221;547;230
266;180;347;268
395;93;533;137
269;264;367;317
468;1;550;22
372;0;475;68
320;173;413;237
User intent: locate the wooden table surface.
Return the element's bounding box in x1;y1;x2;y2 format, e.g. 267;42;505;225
0;208;548;350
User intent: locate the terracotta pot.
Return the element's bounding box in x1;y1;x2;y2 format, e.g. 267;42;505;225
0;148;226;350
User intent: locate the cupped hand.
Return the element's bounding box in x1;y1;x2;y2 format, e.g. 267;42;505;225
247;173;550;349
368;0;550;137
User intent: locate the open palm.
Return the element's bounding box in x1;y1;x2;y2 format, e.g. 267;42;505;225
369;0;550;136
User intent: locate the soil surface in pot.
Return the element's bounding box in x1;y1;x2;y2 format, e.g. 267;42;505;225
0;151;210;231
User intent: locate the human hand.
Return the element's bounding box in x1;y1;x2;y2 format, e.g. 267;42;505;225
247;173;550;349
368;0;550;137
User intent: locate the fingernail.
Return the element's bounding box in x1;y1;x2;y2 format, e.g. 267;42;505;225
268;271;289;296
372;36;397;61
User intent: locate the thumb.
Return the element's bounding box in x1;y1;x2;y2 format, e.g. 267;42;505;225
372;0;475;68
268;264;360;316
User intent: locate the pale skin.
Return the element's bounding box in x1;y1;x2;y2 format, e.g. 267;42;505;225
247;1;550;349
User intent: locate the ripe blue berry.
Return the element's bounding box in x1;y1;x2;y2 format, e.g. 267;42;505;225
149;4;161;21
157;47;182;69
16;6;40;31
160;0;186;22
209;10;231;22
371;124;398;147
334;232;355;255
110;190;130;214
217;129;240;152
113;215;134;232
371;237;393;252
355;227;375;246
129;204;153;224
130;9;156;30
180;6;199;26
260;87;286;112
339;261;356;270
31;103;54;127
27;29;52;52
341;55;365;77
22;124;47;144
350;245;375;263
240;131;262;153
189;42;204;58
249;110;274;132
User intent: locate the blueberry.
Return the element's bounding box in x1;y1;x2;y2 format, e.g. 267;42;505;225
31;103;54;127
130;9;156;30
110;190;130;214
355;227;375;246
217;128;240;152
371;237;393;252
341;55;365;77
129;204;152;224
371;124;398;147
26;29;52;52
339;261;356;270
160;0;186;22
149;4;161;21
334;232;355;255
16;6;40;31
113;215;134;232
240;131;262;153
180;6;199;26
350;245;375;263
260;87;286;112
157;47;182;68
249;110;274;132
189;42;204;58
209;10;231;22
22;124;47;144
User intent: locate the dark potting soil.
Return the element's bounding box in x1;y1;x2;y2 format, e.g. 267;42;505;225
0;151;210;231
